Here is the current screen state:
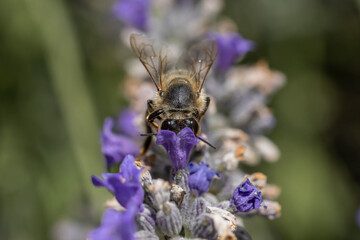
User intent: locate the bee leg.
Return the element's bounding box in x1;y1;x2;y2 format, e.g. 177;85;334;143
199;96;211;118
147;99;155;111
147;109;165;129
138;109;164;160
138;124;153;158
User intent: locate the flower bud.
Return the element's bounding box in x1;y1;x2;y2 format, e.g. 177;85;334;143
173;169;190;192
144;179;171;211
156;202;182;236
181;195;207;230
134;230;159;240
191;214;218;240
136;205;156;233
170;183;186;207
234;225;252;240
258;200;281;220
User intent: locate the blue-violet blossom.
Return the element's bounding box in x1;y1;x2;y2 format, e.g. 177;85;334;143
230;178;263;212
116;108;139;138
87;207;137;240
156;127;199;171
113;0;150;31
188;162;220;196
92;155;144;212
210;32;254;72
101;118;139;170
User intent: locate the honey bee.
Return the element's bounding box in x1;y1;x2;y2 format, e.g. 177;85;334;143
130;33;217;155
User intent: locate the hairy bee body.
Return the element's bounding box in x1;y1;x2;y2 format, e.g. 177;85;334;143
148;73;209;135
129;34;217;154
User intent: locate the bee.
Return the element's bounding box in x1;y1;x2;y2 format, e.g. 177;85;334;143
130;33;217;155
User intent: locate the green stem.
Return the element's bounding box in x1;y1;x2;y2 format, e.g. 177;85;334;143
24;0;103;216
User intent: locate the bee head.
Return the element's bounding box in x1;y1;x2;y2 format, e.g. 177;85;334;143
160;118;199;135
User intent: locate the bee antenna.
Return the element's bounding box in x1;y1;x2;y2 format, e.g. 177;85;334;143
197;136;216;149
140;133;158;137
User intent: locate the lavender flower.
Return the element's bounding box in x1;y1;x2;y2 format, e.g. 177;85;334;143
188;162;219;196
210;32;254;72
156;127;199;171
116;108;139;138
89;1;284;239
230;178;263;212
92;155;144;212
101;118;139;170
87;207;136;240
112;0;150;31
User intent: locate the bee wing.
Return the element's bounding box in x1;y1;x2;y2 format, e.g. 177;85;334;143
176;39;217;93
130;33;171;91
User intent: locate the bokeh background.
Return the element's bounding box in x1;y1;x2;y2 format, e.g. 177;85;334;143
1;0;360;239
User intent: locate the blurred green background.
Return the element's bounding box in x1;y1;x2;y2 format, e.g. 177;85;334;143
1;0;359;239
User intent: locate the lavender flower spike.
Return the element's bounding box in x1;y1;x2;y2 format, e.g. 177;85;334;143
210;32;254;72
230;178;263;212
113;0;150;31
188;162;220;196
92;155;144;212
101;118;139;170
156;127;199;171
87;207;137;240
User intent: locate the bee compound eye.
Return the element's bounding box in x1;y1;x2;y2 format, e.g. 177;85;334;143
186;118;194;125
161;119;177;131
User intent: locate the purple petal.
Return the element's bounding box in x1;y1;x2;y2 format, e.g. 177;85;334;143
188;162;219;195
230;178;263;212
91;175;105;187
119;155;141;183
112;0;150;31
116;108;139;137
87;208;136;240
210;32;255;72
156;127;199;171
101;118;139;170
91;155;144;211
107;176;143;209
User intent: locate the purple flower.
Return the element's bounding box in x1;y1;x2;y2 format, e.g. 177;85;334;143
92;155;144;212
87;207;136;240
116;108;139;138
113;0;150;31
156;127;199;171
230;178;263;212
188;162;219;196
101;118;139;170
210;32;254;72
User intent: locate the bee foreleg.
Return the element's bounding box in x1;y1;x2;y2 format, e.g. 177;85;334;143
199;96;211;118
138;109;164;161
147;99;155;112
147;109;165;129
139;124;153;155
